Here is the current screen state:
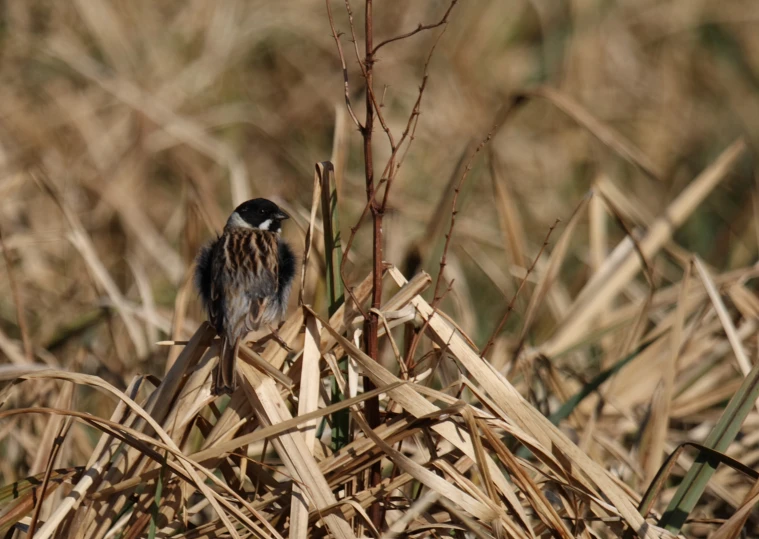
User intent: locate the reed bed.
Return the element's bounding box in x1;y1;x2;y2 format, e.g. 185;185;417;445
0;1;758;537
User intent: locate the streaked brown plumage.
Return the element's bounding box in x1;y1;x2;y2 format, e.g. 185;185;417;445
195;199;294;394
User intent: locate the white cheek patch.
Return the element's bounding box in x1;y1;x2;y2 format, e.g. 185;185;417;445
257;219;272;231
227;212;253;229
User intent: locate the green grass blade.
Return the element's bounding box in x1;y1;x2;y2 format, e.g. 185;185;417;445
658;351;759;533
514;338;656;460
319;161;344;315
148;452;167;539
316;161;349;451
548;337;657;426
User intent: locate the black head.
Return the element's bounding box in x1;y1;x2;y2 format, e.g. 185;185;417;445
226;198;290;233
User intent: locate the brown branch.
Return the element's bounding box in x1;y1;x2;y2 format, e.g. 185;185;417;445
344;0;367;79
345;1;451;183
372;0;459;54
337;27;444;317
0;222;33;363
338;180;387;321
360;0;384;529
380;27;445;210
336;31;439;310
361;18;446;185
480;219;560;359
28;417;72;537
432;127;497;303
343;0;399;163
326;0;363;130
327;1;458;529
404;279;455;372
598;192;656;288
430;96;531;303
333;6;447;273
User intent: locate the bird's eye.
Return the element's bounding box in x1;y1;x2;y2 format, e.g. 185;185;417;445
260;209;265;214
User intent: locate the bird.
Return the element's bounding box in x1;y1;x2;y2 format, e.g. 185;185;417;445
195;198;296;395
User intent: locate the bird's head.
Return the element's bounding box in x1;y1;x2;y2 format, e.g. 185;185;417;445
226;198;290;233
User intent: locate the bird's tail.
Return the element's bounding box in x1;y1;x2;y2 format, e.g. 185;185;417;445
213;335;239;395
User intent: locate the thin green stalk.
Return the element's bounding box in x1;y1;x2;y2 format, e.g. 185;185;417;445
316;162;349;451
658;353;759;533
149;452;167;539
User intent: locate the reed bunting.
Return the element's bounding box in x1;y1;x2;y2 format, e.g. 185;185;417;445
195;198;295;394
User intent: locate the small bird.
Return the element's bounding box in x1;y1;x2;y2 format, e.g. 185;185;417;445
195;198;296;394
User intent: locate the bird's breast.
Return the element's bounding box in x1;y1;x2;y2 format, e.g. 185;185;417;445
221;228;279;276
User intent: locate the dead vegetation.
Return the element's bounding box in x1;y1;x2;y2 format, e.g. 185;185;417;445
0;1;759;538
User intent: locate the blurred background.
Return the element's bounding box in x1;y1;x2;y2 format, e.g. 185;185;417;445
0;0;758;505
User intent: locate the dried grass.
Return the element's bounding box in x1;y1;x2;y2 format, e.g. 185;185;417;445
0;1;758;538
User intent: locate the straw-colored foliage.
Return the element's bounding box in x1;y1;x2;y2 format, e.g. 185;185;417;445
0;1;758;537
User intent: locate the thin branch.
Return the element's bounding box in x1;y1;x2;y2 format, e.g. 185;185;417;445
344;0;367;79
480;219;560;359
432;126;498;303
326;0;363;130
429;96;531;303
0;222;33;363
335;1;448;216
342;0;398;171
336;28;444;316
404;279;455;372
360;20;446;175
380;27;445;210
327;2;459;526
372;0;459;54
360;0;385;528
598;192;656;288
338;182;386;321
28;417;72;537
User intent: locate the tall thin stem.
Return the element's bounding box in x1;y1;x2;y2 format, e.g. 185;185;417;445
359;0;384;529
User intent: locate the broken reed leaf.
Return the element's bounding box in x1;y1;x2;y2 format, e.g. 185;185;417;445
289;314;322;539
385;266;660;538
238;362;357;539
542;139;747;357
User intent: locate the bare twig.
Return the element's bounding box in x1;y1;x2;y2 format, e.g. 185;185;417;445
326;0;363;130
0;223;33;363
343;0;367;79
380;27;445;210
346;0;452;187
339;26;444;284
404;280;455;372
598;192;656;288
480;220;559;359
327;0;459;528
372;0;458;54
432;128;497;303
360;0;386;528
430;97;530;303
332;3;449;308
28;417;73;537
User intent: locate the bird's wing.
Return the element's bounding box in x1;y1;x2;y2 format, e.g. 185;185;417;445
194;237;218;315
277;239;296;297
208;241;226;334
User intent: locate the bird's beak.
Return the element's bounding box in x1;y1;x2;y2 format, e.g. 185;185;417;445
276;210;290;221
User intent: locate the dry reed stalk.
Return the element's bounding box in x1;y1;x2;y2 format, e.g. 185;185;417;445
542;139;747;357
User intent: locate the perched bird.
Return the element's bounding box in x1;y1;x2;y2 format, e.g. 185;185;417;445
195;198;296;394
